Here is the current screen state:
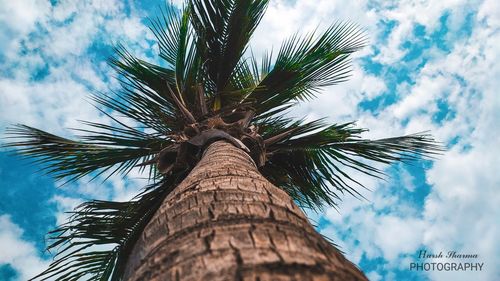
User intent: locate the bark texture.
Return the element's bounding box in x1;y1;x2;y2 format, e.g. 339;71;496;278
124;141;368;281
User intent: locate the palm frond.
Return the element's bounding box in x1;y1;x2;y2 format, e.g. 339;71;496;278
108;41;205;131
260;119;444;209
29;179;175;281
149;5;205;112
245;22;366;117
110;45;176;93
227;50;271;101
3;124;170;183
190;0;269;107
90;90;179;134
149;5;186;68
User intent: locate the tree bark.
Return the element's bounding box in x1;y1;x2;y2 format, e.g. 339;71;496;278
124;140;368;281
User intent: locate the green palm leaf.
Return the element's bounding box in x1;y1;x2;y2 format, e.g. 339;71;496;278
246;22;366;117
149;5;203;109
4;124;170;183
190;0;269;107
261;119;443;209
29;179;176;281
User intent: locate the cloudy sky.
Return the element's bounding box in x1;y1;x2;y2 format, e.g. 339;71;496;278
0;0;499;280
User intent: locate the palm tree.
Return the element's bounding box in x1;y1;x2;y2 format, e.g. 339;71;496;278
5;1;442;280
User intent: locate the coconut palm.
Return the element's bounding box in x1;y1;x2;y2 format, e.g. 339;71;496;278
5;0;442;280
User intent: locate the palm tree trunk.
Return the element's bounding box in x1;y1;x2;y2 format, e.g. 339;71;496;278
124;140;367;281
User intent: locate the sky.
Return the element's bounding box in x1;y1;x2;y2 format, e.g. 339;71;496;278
0;0;499;280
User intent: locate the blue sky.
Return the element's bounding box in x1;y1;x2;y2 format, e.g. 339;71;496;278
1;1;499;280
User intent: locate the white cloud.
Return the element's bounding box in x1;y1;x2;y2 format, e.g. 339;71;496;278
0;0;50;60
0;77;107;135
478;0;500;27
391;74;447;120
0;215;48;281
51;195;83;225
0;0;49;33
367;270;383;281
375;216;425;261
374;0;481;64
